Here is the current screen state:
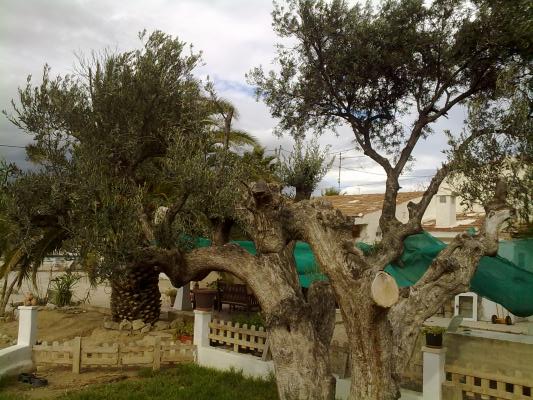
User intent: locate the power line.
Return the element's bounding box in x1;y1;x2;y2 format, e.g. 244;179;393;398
328;146;357;155
336;164;435;178
0;144;25;149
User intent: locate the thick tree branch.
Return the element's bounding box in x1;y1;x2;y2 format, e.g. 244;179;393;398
136;206;156;245
348;119;393;173
287;199;370;283
388;194;513;374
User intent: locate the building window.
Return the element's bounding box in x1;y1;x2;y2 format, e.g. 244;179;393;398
439;195;447;203
457;296;474;319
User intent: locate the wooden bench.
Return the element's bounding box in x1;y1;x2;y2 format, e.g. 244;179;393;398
217;283;260;312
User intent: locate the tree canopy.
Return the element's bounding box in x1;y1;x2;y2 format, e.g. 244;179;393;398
2;31;270;284
276;136;334;200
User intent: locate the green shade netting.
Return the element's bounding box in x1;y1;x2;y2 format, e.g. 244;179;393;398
191;238;325;288
381;232;533;317
192;233;533;317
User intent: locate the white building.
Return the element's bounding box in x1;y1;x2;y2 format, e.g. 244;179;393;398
324;184;485;244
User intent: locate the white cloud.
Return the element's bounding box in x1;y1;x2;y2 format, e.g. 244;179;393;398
0;0;467;189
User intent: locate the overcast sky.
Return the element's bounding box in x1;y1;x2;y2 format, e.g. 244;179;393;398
0;0;467;194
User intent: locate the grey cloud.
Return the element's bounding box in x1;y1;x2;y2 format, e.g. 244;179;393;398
1;0;467;185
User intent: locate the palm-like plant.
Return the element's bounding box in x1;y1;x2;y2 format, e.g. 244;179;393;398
0;160;71;315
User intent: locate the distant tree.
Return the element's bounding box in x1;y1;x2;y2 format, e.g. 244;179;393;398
448;68;533;234
277;136;334;200
4;31;216;322
321;187;340;196
4;32;338;400
249;0;530;398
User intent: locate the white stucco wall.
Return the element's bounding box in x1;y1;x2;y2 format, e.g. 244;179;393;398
0;306;38;378
197;347;274;378
0;345;33;377
355;197;421;244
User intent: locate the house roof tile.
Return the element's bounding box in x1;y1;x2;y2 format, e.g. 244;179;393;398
320;192;424;217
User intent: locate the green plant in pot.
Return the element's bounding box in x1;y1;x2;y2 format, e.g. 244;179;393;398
174;320;194;343
422;326;446;348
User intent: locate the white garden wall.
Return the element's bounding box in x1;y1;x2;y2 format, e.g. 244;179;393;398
0;306;37;377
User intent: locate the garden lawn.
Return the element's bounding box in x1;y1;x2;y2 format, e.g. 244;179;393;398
0;364;279;400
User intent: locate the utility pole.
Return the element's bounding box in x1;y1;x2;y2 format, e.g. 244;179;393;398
338;152;342;191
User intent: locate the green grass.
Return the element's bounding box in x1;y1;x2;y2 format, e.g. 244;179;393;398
0;364;279;400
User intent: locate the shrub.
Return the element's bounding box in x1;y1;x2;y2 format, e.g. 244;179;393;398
421;325;446;335
50;272;81;307
233;313;265;329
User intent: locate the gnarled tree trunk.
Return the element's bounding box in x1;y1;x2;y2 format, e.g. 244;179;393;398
268;322;334;399
287;195;513;400
159;245;338;400
157;182;338;400
0;275;18;317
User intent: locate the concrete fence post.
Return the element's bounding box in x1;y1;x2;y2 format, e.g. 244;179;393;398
422;346;446;400
17;306;38;346
193;310;212;348
72;336;82;374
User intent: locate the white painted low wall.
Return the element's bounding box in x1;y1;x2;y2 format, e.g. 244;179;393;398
333;376;422;400
0;306;38;378
193;309;274;378
0;345;33;377
197;346;274;378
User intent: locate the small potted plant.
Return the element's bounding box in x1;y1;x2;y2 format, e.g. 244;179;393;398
175;321;194;344
422;326;446;348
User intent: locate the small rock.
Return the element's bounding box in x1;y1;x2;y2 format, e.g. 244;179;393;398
104;320;120;330
45;303;57;310
140;324;151;334
132;319;145;331
152;321;170;331
119;319;132;331
148;331;173;338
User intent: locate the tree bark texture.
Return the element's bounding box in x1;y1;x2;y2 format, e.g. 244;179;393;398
286;195;512;400
159;183;337;400
110;263;161;323
0;275;18;317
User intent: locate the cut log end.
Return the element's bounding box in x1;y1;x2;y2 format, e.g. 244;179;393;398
370;271;399;308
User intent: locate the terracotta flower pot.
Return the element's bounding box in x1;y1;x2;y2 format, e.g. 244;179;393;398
194;289;217;311
179;335;193;344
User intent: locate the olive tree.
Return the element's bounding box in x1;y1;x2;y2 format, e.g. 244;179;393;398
4;31;338;399
248;1;531;398
447;68;533;233
277;136;334;200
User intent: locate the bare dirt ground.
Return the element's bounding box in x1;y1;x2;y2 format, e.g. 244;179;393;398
0;308;190;399
0;309;106;350
0;303;348;399
1;368;143;399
